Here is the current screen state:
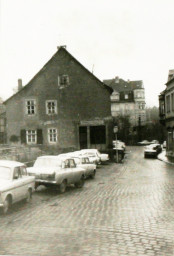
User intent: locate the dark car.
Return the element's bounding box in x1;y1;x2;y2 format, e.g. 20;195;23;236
144;144;162;158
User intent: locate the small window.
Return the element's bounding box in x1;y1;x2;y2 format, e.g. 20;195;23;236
46;100;57;115
26;100;36;115
58;75;69;88
13;167;22;179
26;130;37;144
125;94;128;99
69;159;76;168
48;128;57;143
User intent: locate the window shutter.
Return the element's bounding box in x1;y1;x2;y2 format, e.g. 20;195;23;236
37;129;43;144
20;130;26;144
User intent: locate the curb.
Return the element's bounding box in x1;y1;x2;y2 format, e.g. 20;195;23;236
157;153;174;166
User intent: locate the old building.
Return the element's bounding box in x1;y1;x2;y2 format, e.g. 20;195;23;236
103;77;146;127
4;46;113;153
159;69;174;159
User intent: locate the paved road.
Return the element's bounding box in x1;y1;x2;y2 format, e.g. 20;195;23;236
0;146;174;256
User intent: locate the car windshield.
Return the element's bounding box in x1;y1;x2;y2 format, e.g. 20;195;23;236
0;166;12;180
34;158;62;168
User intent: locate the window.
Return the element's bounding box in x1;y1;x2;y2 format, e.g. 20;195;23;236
26;100;36;115
46;100;57;115
58;75;69;88
125;94;128;99
166;95;171;113
69;159;76;168
26;130;37;144
48;128;57;143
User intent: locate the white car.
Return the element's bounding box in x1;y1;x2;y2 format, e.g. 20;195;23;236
73;150;101;165
80;149;109;164
0;160;35;214
67;155;96;179
113;140;126;151
27;155;85;193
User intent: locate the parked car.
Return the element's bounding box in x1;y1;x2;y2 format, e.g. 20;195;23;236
74;150;101;165
163;141;166;148
67;155;96;179
144;144;162;158
150;140;159;144
138;140;151;145
0;160;35;214
80;149;109;164
27;155;85;193
113;140;126;151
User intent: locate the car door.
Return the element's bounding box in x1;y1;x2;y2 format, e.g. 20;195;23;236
12;167;24;202
69;159;82;182
81;157;90;176
63;159;74;184
20;166;32;199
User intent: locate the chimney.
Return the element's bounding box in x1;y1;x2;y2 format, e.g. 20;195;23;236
18;79;23;91
57;45;67;50
115;76;119;83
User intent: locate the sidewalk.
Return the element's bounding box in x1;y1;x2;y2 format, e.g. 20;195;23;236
158;150;174;166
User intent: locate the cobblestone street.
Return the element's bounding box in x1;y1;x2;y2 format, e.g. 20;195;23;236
0;146;174;256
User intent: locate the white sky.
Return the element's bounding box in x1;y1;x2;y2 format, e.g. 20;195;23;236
0;0;174;106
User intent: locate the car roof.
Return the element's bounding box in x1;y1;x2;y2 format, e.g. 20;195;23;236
37;155;72;161
0;160;25;168
148;143;160;147
81;149;98;152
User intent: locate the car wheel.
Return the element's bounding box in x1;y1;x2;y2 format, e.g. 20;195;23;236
25;189;32;203
75;177;85;188
2;197;11;214
59;180;67;193
90;170;96;179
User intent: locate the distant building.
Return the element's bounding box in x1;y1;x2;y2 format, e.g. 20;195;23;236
4;46;113;153
159;69;174;159
103;77;146;127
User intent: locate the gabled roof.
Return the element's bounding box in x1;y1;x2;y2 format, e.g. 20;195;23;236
103;78;143;92
4;47;112;104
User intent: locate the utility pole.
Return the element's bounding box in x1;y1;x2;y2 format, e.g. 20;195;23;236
113;126;119;163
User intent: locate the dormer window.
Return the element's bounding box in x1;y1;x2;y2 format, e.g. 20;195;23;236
58;75;69;89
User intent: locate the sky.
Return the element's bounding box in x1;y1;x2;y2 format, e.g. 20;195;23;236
0;0;174;107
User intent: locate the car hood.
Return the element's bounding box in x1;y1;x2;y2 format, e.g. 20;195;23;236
27;167;61;175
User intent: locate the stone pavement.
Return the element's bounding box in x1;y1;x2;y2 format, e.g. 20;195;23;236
0;146;174;256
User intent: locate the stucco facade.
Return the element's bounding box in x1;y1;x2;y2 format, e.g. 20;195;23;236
104;77;146;127
4;47;113;153
159;69;174;158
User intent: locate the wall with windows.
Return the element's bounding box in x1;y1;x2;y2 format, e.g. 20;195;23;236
4;47;112;152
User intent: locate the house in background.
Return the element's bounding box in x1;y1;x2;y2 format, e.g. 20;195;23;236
0;98;6;144
159;69;174;159
4;46;113;153
103;77;146;128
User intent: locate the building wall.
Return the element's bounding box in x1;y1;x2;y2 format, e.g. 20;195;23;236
5;48;112;152
110;87;146;127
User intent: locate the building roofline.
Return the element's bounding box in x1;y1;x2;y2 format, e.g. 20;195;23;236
4;47;112;104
